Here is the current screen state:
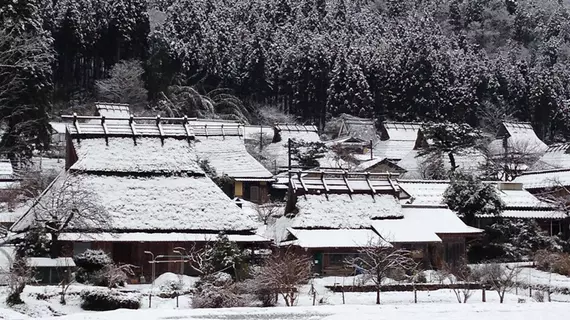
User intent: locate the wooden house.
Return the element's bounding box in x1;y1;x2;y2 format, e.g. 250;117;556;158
375;122;423;162
265;124;321;171
531;143;570;171
399;179;566;235
337;114;379;144
488;122;548;158
191;122;274;203
10;115;268;281
278;171;481;275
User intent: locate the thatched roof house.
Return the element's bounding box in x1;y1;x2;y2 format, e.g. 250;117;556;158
337;114;379;144
278;171;480;274
11;115;266;279
531;143;570;171
375;122;423;161
488;122;548;157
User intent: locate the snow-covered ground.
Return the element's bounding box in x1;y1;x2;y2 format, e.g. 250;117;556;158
0;269;568;319
30;302;570;320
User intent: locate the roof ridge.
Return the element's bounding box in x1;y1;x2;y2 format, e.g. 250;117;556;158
520;167;570;175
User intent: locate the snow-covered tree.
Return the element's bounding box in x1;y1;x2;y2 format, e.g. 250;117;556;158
443;172;504;226
326;50;373;118
418;122;482;172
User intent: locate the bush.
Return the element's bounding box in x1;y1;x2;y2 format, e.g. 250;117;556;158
153;272;194;298
80;288;140;311
74;250;131;287
192;273;245;308
535;250;570;276
74;250;113;271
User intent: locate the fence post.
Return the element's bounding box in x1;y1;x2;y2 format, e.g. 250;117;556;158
529;286;532;298
482;287;486;302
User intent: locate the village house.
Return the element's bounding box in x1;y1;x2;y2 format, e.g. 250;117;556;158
488;122;548;161
531;143;570;171
399;179;566;236
277;171;481;275
191;121;274;203
10;115;268;281
265;124;321;172
337;114;379;145
375;122;423;162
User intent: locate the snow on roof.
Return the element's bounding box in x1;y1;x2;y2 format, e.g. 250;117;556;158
398;180;449;206
58;232;268;243
286;228;390;248
190;123;243;137
67;116;195;138
0;245;15;272
489;122;548;156
513;169;570;189
26;257;76;268
95;103;131;118
339;114;379;143
371;219;442;243
0;160;13;177
289;171;401;194
355;158;406;173
274;124;318;133
49;122;67;134
481;210;566;219
70;137;203;174
243;125;274;141
397;148;485;179
194;136;273;179
401;206;482;235
291;194;403;229
265;126;321;168
12;173;257;233
374;140;417;161
533;144;570;170
494;188;553;209
381;122;422;141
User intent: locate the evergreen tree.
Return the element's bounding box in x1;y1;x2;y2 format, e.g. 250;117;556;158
326;50;373;118
443;172;505;226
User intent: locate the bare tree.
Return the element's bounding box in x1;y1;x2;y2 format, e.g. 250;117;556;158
95;60;148;109
255;249;312;307
346;240;415;304
255;202;282;225
440;261;481;303
330;143;360;171
479;263;521;303
5;258;34;305
27;173;109;257
101;264;136;289
57;259;75;305
0;28;52;107
479;139;542;181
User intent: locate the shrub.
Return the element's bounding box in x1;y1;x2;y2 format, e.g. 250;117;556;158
192;273;245;308
535;250;570;276
80;288;140;311
74;250;113;271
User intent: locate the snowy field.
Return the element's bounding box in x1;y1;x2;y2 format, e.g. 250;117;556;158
27;303;570;320
0;269;568;319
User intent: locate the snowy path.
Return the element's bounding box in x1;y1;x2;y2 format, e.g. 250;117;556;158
36;303;569;320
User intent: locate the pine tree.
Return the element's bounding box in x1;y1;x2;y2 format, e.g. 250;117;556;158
326;50;373;117
0;0;54;162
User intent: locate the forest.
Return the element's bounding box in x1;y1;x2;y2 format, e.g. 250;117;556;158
1;0;570;160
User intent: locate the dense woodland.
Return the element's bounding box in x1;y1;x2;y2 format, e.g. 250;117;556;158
2;0;570;160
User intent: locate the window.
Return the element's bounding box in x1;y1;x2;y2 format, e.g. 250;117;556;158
327;253;358;266
73;242;91;255
250;186;260;203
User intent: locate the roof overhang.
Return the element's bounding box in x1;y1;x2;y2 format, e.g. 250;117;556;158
234;177;276;182
58;232;270;243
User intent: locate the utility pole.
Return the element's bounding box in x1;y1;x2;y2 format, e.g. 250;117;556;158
288;138;292;173
370;140;373;160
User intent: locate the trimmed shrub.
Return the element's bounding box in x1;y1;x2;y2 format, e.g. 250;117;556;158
535;250;570;276
192;273;245;308
74;250;113;284
80;288;140;311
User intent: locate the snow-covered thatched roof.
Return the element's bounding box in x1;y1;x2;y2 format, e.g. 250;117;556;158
265;124;321;169
531;144;570;171
11;173;256;233
95;102;131;118
513;168;570;190
398;180;449;206
374;140;417;161
400;206;482;235
397;148;485;179
66;117;194;138
289;171;403;195
70;137;202;174
194;136;273;179
380;122;423;141
338;114;379;143
488;122;548;157
49;122;67;134
291;194;404;229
